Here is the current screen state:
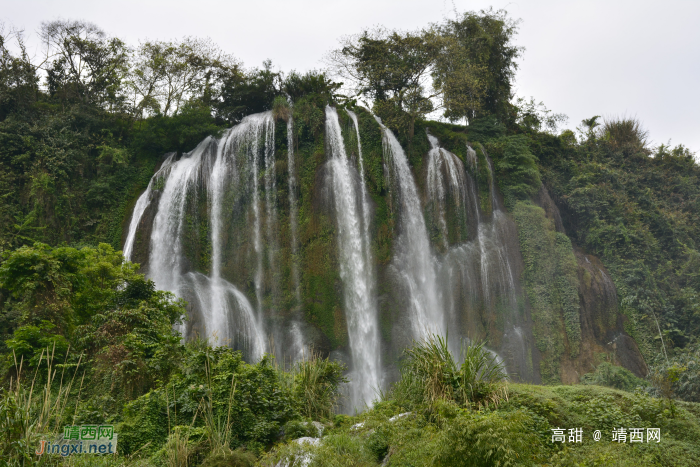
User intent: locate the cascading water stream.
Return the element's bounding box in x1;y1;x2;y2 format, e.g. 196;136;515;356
209;113;273;359
425;138;522;369
376;118;444;340
148;140;209;298
426;134;469;250
287;117;301;304
264;117;280;305
207;121;267;359
209;129;235;346
347;110;373;272
250;118;266;321
123;114;281;361
326;107;381;409
123;153;176;262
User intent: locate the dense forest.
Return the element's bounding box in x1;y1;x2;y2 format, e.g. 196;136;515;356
1;8;699;466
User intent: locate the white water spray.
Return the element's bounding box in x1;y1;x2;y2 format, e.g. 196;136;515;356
123;154;176;262
376;118;444;340
326;107;381;409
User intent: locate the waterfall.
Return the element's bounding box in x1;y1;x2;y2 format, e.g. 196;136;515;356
207;121;268;359
326;107;381;409
426;138;521;369
478;149;517;308
426;134;469;250
148;139;209;298
123;105;537;386
264;116;280;307
287;117;301;304
123;113;281;361
347;110;373;272
123;153;176;262
250;116;267;320
209;112;273;358
376;118;444;340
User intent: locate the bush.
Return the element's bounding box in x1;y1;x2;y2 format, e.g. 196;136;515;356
282;420;321;440
601;116;649;151
433;410;541;467
648;343;700;403
580;361;648;392
391;334;507;410
487;135;541;206
289;352;347;421
200;448;256;467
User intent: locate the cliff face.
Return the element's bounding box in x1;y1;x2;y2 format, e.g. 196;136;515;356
123;106;646;398
534;187;646;381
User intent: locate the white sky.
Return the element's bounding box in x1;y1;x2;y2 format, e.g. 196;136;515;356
2;0;699;153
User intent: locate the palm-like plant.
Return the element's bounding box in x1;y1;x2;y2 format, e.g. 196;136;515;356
393;334;507;410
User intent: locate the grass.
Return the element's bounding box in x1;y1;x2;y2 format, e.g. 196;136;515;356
0;345;84;466
274;350;348;421
391;334;507;410
265;382;700;467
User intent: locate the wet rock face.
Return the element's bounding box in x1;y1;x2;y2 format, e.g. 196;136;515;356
574;250;647;378
536;185;647;381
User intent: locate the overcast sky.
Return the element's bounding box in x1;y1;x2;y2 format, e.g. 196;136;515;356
3;0;699;153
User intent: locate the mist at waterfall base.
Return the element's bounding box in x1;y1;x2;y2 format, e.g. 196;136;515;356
124;107;534;412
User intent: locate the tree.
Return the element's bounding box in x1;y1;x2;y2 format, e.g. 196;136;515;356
129;37;238;117
328;28;438;141
0;25;38;120
39;20;130;110
214;59;282;125
432;9;522;123
327;9;523;137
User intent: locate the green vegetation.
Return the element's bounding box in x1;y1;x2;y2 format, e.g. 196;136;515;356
0;244;348;466
1;5;700;466
512;201;582;382
581;361;648;392
262;337;700;466
390;334;507;411
538;117;700;383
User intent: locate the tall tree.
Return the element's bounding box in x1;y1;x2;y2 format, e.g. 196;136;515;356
0;26;39;120
129;37;238;117
327;28;438;140
433;9;522;122
40;20;130;110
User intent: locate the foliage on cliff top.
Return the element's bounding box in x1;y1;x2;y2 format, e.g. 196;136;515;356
537;118;700;367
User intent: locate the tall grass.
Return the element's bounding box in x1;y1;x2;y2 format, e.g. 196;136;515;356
602;116;649;150
0;345;83;466
391;334;507;410
457;340;508;408
288;351;347;421
201;358;236;456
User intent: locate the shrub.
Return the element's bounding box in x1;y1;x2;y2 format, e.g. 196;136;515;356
457;341;508;408
200;448;257;467
290;352;347;421
601;116;649;150
391;334;507;410
272;95;291;122
433;410;541;467
648;343;700;403
487;135;541;206
580;361;648;392
282;420;321;440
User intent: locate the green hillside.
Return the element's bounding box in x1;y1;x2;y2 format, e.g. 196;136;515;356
1;8;699;467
